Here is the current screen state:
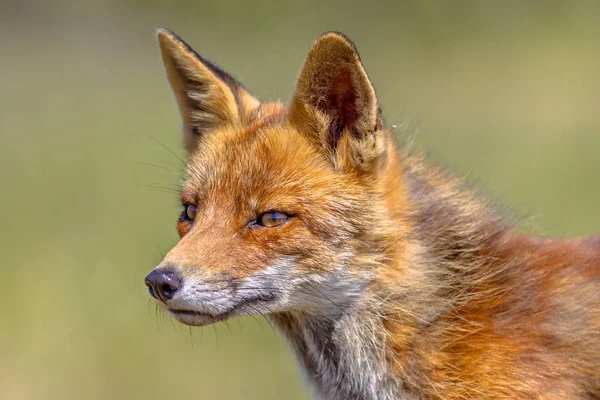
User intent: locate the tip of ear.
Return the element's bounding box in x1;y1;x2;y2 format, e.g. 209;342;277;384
156;28;184;49
156;28;180;43
156;27;173;39
317;31;355;45
312;31;359;57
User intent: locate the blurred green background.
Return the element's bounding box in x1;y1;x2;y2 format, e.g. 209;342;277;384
1;1;599;399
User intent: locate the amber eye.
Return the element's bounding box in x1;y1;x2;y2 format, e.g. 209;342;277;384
258;211;290;228
183;204;197;222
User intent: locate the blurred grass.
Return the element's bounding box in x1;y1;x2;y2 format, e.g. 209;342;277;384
0;1;599;399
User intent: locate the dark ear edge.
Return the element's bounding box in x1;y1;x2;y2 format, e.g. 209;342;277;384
157;28;260;152
158;28;249;105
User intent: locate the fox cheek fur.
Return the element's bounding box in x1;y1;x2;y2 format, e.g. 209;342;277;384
145;29;600;399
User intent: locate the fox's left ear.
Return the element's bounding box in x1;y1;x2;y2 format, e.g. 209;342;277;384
157;29;260;152
289;32;387;172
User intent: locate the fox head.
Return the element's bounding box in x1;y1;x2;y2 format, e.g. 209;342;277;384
145;29;406;326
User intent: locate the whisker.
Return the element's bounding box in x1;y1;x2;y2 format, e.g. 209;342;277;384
155;306;165;335
246;304;276;336
212;324;219;349
147;181;182;189
303;282;344;313
198;273;302;284
243;310;266;330
222;320;232;334
138;186;181;196
130;161;183;178
144;133;186;166
161;159;186;176
147;297;154;317
188;326;198;352
139;184;181;193
193;287;282;293
155;241;167;261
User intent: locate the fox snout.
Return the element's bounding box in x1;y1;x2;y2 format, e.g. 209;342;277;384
144;269;181;302
145;257;289;326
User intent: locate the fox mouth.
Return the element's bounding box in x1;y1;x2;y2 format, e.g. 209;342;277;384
168;308;232;326
166;292;276;326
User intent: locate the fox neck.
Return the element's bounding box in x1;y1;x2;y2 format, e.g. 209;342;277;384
270;305;403;400
270;151;507;399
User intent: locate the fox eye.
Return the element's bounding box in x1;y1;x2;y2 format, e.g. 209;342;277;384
257;211;290;228
183;204;197;222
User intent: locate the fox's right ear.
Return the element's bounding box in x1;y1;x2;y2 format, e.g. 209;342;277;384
157;29;259;152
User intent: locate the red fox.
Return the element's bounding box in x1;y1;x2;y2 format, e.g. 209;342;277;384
145;29;600;399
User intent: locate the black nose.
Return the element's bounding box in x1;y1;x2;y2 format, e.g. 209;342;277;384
145;269;181;302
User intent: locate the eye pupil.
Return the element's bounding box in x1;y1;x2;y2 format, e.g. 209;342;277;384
185;204;197;221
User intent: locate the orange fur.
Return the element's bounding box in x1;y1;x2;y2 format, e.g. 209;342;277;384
147;30;600;399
